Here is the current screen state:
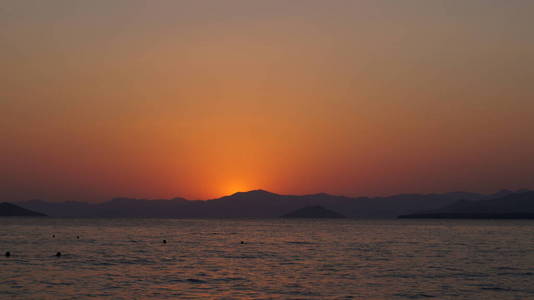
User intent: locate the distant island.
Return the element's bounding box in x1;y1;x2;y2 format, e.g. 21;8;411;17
10;189;532;219
281;206;346;218
398;191;534;219
0;202;46;217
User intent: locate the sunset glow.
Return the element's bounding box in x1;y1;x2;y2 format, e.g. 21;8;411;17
1;0;534;202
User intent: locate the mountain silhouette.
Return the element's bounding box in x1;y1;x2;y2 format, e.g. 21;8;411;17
0;202;46;217
398;191;534;219
281;206;346;218
13;189;528;218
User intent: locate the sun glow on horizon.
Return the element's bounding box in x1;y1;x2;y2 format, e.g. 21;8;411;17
1;1;534;203
217;181;256;198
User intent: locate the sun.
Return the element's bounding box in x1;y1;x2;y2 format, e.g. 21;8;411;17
219;181;253;196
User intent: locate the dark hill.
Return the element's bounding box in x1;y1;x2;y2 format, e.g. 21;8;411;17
281;206;346;218
399;191;534;219
14;189;527;218
0;202;46;217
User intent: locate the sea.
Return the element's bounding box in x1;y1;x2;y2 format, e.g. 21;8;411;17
1;218;533;299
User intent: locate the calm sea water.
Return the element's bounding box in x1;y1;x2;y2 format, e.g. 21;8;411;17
1;218;533;299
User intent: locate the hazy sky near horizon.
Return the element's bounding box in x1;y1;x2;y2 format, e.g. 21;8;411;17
1;0;534;202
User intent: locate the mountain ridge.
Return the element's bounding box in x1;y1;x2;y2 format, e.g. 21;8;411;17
0;202;47;217
281;206;346;219
398;191;534;219
12;189;530;219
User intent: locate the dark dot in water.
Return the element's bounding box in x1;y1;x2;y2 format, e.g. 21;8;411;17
76;236;80;239
163;240;167;244
52;235;55;238
5;251;10;257
241;241;245;244
56;252;61;257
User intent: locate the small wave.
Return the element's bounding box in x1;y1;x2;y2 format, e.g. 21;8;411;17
91;262;115;266
286;241;314;245
186;278;207;284
497;272;534;277
115;258;155;265
450;272;490;278
496;266;518;271
213;277;247;282
39;281;74;286
394;293;435;298
222;255;261;259
480;286;514;292
374;273;417;279
467;283;516;292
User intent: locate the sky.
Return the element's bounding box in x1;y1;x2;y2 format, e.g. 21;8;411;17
1;0;534;202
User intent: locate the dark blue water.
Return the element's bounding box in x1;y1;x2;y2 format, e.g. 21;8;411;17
1;218;533;299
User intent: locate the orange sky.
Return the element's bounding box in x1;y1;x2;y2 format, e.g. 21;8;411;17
1;1;534;202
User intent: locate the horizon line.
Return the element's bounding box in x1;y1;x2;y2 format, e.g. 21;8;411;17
11;188;532;204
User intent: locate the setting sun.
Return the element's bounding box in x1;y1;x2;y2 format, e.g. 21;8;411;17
218;181;255;197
